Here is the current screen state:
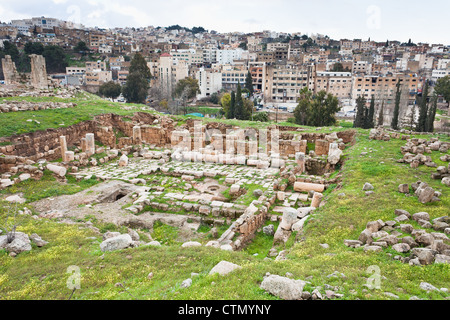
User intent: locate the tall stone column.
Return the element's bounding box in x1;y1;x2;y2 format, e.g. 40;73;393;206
295;152;305;174
81;138;87;153
1;55;19;85
132;126;142;144
29;54;48;89
85;133;95;156
60;136;68;161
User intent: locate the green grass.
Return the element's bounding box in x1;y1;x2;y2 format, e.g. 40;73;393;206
0;94;153;138
0;170;99;203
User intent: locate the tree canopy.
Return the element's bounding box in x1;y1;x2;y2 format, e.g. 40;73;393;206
294;88;340;126
434;75;450;108
99;81;122;101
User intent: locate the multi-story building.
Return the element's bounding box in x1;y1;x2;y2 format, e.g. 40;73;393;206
158;53;189;98
263;63;312;104
249;62;266;93
220;65;248;91
313;71;352;99
351;74;423;102
196;67;222;99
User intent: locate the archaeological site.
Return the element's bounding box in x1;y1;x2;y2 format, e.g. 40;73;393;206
0;45;449;303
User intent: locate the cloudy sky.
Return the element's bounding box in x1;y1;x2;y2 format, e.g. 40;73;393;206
0;0;448;44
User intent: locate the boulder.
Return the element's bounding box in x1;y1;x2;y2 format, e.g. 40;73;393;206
260;274;306;300
100;234;133;252
181;241;202;248
358;229;373;245
392;243;410;253
29;233;48;247
2;232;32;254
398;184;409;193
412;212;430;222
366;220;385;233
263;224;275;236
209;260;242;276
417;250;435;265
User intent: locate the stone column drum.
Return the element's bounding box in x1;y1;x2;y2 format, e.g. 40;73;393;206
85;133;95;156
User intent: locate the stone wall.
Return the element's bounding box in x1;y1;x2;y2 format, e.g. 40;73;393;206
0;113;172;173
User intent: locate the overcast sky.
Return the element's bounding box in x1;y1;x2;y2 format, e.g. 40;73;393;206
0;0;448;44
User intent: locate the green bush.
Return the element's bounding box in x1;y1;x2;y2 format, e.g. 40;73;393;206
252;112;269;122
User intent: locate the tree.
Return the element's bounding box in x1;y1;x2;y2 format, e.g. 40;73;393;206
209;92;219;104
122;72;149;103
122;53;152;104
24;42;44;55
294;87;312;125
99;81;122;101
332;62;344;72
253;112;269;122
366;95;375;129
391;80;402;130
377;100;384;127
426;93;438;132
129;52;151;80
239;42;248;50
220;92;231;116
353;95;366;128
242;97;253;120
417;80;429;132
434;75;450;109
228;91;236;119
234;82;245;120
0;41;20;62
42;45;68;73
245;71;254;97
174;77;200;114
159;99;169;112
73;41;90;55
294;88;340;126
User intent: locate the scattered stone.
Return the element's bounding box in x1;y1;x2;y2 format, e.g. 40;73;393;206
260;274;306;300
362;182;374;191
209;261;242;276
100;234;133;252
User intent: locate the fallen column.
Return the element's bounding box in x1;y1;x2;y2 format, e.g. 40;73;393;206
294;182;325;193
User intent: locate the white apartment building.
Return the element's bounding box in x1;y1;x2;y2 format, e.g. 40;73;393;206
159;53;189;98
431;69;450;83
196;67;222;99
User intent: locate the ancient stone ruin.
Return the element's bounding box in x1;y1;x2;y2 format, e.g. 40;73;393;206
1;55;20;85
29;54;48;90
0;111;356;254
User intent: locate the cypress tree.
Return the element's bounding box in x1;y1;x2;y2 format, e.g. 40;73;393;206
353;96;366;128
417;81;429;132
426;93;438;132
228;91;236;119
391;80;401;130
245;71;254;97
366;95;375;128
377;100;384;127
235;82;244;119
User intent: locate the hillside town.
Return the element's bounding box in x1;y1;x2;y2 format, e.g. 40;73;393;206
1;16;449;124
